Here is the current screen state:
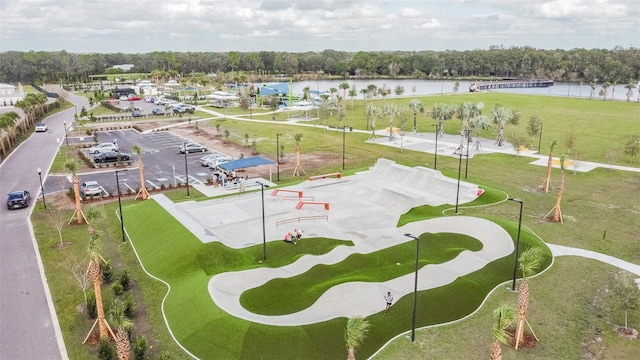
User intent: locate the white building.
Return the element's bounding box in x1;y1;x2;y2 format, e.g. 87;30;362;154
0;83;25;107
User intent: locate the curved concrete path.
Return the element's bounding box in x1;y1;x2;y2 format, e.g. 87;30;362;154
208;216;512;325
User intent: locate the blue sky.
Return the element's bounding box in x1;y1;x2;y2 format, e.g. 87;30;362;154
0;0;637;53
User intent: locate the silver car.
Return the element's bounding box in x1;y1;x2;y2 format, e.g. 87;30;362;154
88;143;118;154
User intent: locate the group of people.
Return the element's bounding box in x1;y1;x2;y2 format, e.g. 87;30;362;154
284;228;303;244
211;170;248;190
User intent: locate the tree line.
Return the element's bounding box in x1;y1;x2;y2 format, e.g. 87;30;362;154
0;46;638;85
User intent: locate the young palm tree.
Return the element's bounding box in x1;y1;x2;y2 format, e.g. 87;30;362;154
515;248;544;349
544;155;566;223
65;159;87;224
430;103;454;138
366;104;382;140
109;297;132;360
132;145;149;201
543;139;558;193
624;81;635;102
469;114;491;151
83;228;114;343
345;316;370;360
339;82;350;105
408;99;424;133
491;104;520;147
490;304;516;360
292;133;305;177
384;104;400;140
348;84;358;109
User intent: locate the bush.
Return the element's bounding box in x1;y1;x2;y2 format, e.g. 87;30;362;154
133;336;147;360
112;282;124;296
119;270;130;291
86;291;97;319
98;336;114;360
123;293;136;318
102;258;113;283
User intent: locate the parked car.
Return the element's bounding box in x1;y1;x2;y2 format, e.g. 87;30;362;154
199;153;227;167
35;122;48;132
7;190;30;209
119;95;129;101
93;151;130;163
79;181;103;199
144;97;156;103
127;94;141;101
179;143;207;153
152;108;165;115
89;143;118;154
208;157;234;169
173;106;187;114
132;109;143;117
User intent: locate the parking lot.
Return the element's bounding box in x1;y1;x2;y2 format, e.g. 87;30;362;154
45;129;231;197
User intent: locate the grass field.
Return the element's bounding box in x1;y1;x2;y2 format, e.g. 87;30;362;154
31;93;639;359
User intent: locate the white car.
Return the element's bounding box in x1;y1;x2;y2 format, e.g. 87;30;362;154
88;143;119;154
208;157;234;169
35;123;48;132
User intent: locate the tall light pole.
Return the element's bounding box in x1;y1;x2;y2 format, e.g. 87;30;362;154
63;121;69;147
434;125;439;170
183;142;190;196
256;182;270;261
508;198;524;291
537;123;543;154
404;233;421;343
37;168;46;209
342;125;346;170
276;133;282;181
464;128;471;179
115;170;128;242
455;150;463;214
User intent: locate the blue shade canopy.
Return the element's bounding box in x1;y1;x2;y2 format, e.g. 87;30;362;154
218;157;276;171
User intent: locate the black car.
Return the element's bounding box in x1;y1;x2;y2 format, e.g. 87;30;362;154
7;190;31;209
93;151;130;163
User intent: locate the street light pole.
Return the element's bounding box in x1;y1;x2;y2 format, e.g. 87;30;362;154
404;233;421;343
115;170;128;242
256;182;270;261
183;142;190;196
37;168;46;209
465;129;470;179
434;125;439;170
63;121;69;147
508;198;524;291
276;133;282;181
537;123;543;154
455;150;462;214
342;125;346;170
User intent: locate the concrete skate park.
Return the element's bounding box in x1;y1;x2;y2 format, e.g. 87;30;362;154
143;158;525;332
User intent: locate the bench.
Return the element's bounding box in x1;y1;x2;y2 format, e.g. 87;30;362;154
308;173;341;181
295;201;330;210
271;189;304;198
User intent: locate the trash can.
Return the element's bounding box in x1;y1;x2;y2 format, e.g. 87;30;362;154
349;126;353;132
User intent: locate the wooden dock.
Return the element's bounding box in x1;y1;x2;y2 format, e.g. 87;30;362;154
470;79;554;92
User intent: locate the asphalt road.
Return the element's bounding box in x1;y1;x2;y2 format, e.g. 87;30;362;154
0;93;90;359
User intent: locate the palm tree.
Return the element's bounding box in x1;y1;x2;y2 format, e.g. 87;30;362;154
302;86;310;101
348;84;358;109
0;112;19;155
491;104;520;147
544;155;566;223
601;82;611;100
83;228;115;343
543;139;558;193
384;104;400;140
469;114;491;150
408;99;424;133
430;103;454;138
589;82;596;100
624;81;635;102
339;82;350;104
132;145;149;201
490;304;516;360
292;133;305;177
610;80;617;100
514;248;543;349
345;316;370;360
366;104;382;140
109;297;132;360
65;159;87;224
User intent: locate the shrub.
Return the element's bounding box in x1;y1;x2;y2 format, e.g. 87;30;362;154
119;270;130;291
123;293;136;318
112;282;124;296
102;258;113;283
160;183;166;189
98;336;114;360
86;291;97;319
133;336;147;360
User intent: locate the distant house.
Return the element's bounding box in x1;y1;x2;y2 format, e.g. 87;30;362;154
0;83;25;107
112;64;135;72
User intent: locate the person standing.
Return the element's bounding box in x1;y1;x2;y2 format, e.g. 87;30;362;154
239;176;246;192
384;291;393;313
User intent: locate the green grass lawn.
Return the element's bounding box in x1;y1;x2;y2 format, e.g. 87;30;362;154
31;93;639;359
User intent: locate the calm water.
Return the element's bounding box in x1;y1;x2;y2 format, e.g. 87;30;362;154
278;79;638;102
